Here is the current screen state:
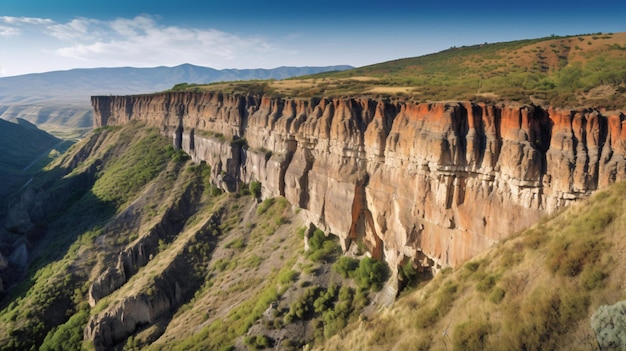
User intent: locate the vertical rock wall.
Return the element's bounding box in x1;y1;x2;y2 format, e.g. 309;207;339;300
92;92;626;271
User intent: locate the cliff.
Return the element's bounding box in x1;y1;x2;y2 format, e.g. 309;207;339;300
92;92;626;273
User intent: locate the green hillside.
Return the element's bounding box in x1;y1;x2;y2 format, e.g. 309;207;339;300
2;31;626;351
0;119;60;170
0;123;385;350
2;120;624;351
0;118;71;197
181;32;626;110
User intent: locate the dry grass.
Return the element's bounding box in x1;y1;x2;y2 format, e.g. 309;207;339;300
319;180;626;351
365;87;415;94
174;32;626;109
145;195;304;349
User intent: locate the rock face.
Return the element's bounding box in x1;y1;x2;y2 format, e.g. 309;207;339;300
92;92;626;272
85;265;188;351
88;180;201;307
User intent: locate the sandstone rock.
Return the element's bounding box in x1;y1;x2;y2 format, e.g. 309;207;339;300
88;266;126;307
92;93;626;273
85;293;171;351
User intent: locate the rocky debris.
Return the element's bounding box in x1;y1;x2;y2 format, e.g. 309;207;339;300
591;300;626;350
92;92;626;272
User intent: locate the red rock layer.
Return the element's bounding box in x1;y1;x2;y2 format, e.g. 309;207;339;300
92;93;626;272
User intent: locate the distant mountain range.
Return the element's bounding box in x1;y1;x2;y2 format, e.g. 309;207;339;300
0;64;353;135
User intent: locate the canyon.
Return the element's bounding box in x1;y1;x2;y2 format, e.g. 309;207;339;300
91;92;626;275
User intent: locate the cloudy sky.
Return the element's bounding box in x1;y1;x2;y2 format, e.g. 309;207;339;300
1;0;625;77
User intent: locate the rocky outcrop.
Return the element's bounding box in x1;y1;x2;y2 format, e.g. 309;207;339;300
85;274;185;351
84;213;219;351
88;179;201;306
92;93;626;273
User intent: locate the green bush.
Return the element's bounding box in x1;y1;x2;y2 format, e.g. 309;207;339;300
307;229;341;262
244;335;273;349
354;257;389;292
256;198;275;215
398;260;421;290
278;270;299;284
250;181;262;198
500;288;589;350
415;281;459;329
308;229;327;251
333;256;360;278
40;309;89;351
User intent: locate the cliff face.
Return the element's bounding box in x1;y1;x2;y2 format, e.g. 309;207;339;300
92;93;626;271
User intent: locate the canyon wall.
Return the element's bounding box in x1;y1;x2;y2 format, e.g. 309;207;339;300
92;92;626;272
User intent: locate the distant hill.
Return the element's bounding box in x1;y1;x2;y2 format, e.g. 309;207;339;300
192;32;626;110
0;64;353;136
313;32;626;108
0;119;65;197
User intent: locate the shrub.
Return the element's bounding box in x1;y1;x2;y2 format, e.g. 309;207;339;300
308;229;327;251
278;270;299;284
452;320;491;351
476;274;498;292
333;256;360;278
464;261;480;273
244;335;273;349
307;229;341;262
547;237;603;276
256;198;275;215
500;288;589;350
210;185;222;197
489;287;506;304
398;260;421;290
354;257;389;291
40;309;89;351
250;181;262;198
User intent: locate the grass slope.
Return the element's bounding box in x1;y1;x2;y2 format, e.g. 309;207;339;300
319;180;626;351
0;123;384;351
179;32;626;110
0;118;71;197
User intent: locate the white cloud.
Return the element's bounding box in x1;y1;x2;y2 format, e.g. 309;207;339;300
0;25;20;37
0;16;55;37
46;15;281;68
0;16;54;25
47;18;101;41
0;14;288;73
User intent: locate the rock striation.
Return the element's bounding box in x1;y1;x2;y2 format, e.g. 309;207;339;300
92;92;626;272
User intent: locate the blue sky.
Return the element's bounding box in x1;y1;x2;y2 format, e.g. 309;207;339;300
1;0;625;76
